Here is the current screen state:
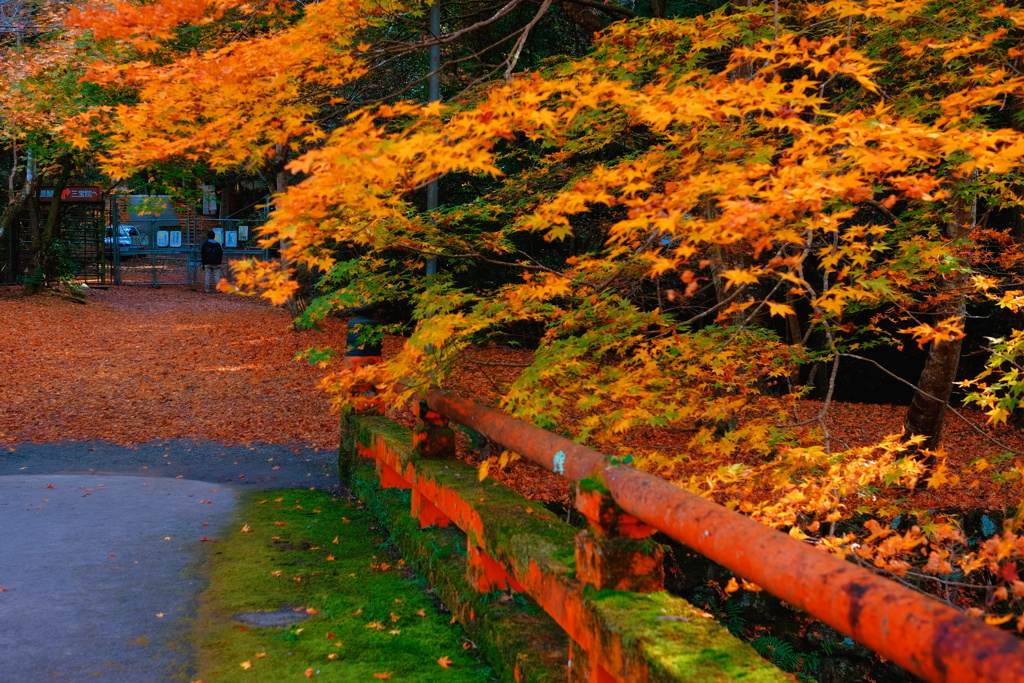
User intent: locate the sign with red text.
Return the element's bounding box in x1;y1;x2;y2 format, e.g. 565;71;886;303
38;187;102;203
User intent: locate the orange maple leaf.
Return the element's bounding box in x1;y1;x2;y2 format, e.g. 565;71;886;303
438;655;453;668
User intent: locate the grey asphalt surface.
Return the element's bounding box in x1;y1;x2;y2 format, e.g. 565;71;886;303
0;440;338;682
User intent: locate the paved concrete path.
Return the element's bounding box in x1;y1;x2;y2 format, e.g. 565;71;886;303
0;440;337;683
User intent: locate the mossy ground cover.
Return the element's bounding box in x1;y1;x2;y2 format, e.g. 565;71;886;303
191;488;495;682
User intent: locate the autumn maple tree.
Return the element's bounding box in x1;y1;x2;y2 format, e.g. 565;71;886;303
0;0;112;291
52;0;1024;633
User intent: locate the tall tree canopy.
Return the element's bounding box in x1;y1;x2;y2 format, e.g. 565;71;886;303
43;0;1024;629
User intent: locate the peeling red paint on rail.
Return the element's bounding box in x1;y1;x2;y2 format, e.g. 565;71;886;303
421;388;1024;683
425;389;605;482
356;430;653;680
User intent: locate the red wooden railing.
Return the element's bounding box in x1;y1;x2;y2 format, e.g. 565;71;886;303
338;323;1024;683
417;387;1024;683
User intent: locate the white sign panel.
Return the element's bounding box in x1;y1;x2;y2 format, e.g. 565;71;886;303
224;230;238;248
238;225;249;241
213;227;224;243
170;231;182;248
156;230;169;248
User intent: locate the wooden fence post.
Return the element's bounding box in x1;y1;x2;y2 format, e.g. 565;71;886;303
574;472;665;593
339;312;384;484
412;399;455;459
571;472;666;682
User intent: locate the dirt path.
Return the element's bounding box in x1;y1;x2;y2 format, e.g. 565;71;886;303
0;287;488;682
0;285;345;450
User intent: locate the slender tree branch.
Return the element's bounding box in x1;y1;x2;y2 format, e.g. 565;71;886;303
863;197;900;223
463;356;532;367
561;0;637;20
504;0;553;80
395;242;559;272
371;0;525;57
840;352;1021;455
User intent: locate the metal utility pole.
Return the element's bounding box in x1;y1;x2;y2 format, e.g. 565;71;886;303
426;1;441;278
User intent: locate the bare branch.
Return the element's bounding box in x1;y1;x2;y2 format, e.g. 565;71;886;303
561;0;637;20
394;241;560;273
840;352;1021;456
371;0;525;57
504;0;554;80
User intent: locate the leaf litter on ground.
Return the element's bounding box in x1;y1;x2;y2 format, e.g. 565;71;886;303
2;285;1021;514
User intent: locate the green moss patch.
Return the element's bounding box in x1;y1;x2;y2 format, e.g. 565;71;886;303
349;463;569;683
342;414;789;682
191;489;494;682
588;592;792;682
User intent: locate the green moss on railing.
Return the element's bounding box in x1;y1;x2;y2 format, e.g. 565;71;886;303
341;413;792;683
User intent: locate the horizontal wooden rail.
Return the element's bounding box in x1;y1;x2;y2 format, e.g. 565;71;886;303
423;387;1024;683
343;412;786;681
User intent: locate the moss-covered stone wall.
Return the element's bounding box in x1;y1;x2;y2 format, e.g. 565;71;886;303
340;412;792;683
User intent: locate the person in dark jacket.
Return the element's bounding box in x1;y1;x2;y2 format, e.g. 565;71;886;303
200;230;224;293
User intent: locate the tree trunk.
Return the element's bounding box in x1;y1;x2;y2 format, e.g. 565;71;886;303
0;174;37;240
562;0;612;34
902;194;975;452
903;296;967;451
24;159;71;295
268;146;311;320
710;244;770;328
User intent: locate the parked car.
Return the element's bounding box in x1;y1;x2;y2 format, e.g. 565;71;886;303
105;225;142;249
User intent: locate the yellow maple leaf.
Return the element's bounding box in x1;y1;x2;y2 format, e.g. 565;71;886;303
766;301;795;318
987;407;1010;425
721;269;760;289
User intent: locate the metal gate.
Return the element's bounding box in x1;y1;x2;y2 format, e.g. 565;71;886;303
109;196;268;287
4;198;108;286
0;193;269;287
